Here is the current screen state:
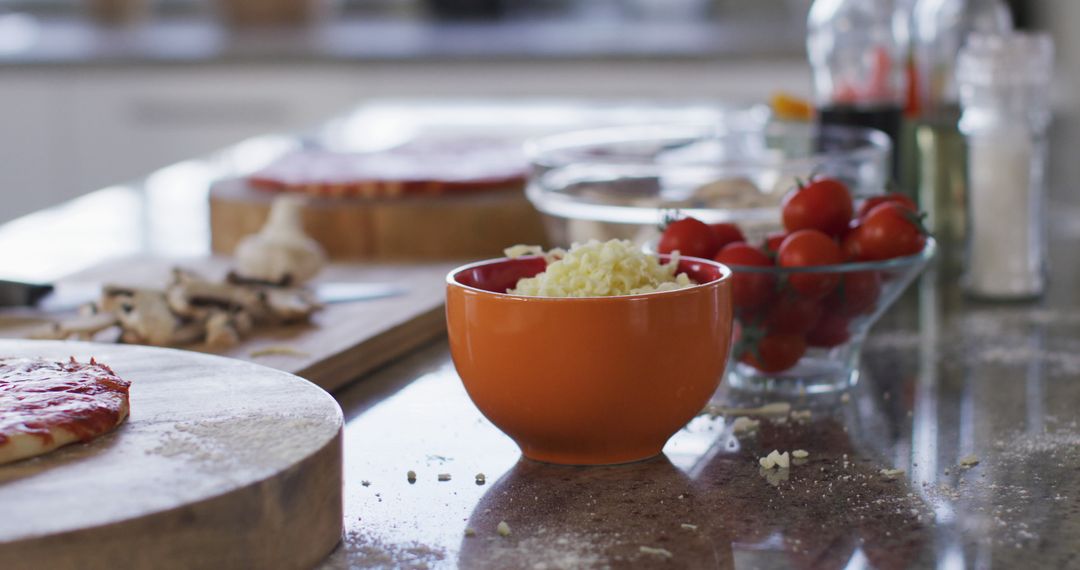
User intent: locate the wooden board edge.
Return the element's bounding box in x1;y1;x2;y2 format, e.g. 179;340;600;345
299;304;448;394
0;429;344;570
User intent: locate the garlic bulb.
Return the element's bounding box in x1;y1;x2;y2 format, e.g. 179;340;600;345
234;196;326;285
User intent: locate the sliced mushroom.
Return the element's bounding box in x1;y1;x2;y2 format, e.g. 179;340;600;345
171;319;207;346
56;312;119;341
100;285;157;314
166;280;267;320
226;270;292;288
204;311;240;348
115;290;184;346
232;310;255;336
170;267;207;286
28;322;68;340
263;287;321;323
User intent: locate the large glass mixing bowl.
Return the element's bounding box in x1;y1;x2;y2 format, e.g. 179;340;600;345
525;122;892;246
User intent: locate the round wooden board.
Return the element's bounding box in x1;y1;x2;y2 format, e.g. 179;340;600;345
209;178;549;260
0;340;344;570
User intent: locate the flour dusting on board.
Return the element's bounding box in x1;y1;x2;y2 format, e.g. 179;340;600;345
148;414;331;473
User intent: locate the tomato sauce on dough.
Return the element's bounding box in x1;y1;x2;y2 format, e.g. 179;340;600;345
0;357;130;445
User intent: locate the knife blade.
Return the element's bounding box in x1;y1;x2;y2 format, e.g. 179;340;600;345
0;280;53;307
0;280;408;313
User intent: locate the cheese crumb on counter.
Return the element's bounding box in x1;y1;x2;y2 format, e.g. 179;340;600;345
712;402;791;418
731;416;760;434
507;239;693;297
792;449;809;459
959;455;980;468
496;521;512;537
639;546;673;558
680;523;698;531
791;410;812;422
880;468;906;480
759;450;790;470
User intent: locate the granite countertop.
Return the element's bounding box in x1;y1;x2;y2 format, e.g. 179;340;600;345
1;100;1077;568
0;15;804;67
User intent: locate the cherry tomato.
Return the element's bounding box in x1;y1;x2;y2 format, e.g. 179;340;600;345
715;243;776;313
824;271;882;316
854;203;927;261
741;333;807;373
777;230;843;299
781;178;854;237
709;223;746;250
806;313;851;347
762;231;789;256
658;217;721;259
857;193;917;220
765;295;823;335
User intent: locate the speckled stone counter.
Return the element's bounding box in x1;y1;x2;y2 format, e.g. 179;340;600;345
318;260;1080;569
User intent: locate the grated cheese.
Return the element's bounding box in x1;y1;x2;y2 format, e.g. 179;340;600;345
506;239;693;297
504;244;547;259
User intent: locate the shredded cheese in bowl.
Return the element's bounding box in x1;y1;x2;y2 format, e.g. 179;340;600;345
505;239;694;297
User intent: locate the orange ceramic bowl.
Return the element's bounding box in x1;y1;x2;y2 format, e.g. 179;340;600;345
446;255;733;465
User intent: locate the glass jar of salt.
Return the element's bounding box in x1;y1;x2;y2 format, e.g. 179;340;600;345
957;33;1054;299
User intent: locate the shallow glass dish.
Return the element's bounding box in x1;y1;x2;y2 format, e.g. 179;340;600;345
525;122;891;246
725;238;936;394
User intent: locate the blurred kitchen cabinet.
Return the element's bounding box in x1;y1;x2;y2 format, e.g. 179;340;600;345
0;72;75;222
0;59;809;223
65;67;358;195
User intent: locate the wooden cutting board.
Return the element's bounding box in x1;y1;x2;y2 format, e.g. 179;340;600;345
0;257;461;393
0;339;343;570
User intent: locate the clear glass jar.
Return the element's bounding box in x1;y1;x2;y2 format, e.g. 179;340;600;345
912;0;1013;118
958;33;1054;299
807;0;910;181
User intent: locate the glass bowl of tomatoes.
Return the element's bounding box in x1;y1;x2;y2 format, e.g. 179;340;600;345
724;237;936;394
654;179;936;395
525;122;892;247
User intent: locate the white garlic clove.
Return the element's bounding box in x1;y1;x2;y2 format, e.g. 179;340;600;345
233;196;326;285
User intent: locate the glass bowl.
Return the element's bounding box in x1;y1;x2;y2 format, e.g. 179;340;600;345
525;121;892;247
724;238;936;394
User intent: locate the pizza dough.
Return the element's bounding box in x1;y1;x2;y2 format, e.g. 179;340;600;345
248;139;529;198
0;357;131;465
